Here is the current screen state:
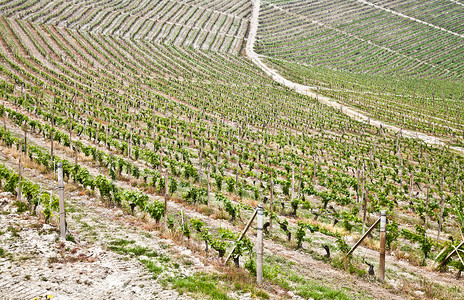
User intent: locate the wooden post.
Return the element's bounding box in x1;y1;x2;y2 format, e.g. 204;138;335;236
50;115;54;166
159;147;163;173
347;217;381;256
379;210;386;282
198;140;203;183
425;184;429;229
235;154;239;195
153;117;157;153
3;79;6;131
74;141;78;166
291;166;295;201
269;178;274;234
106;116;110;149
437;240;464;268
362;184;368;234
313;155;317;184
207;163;211;207
23;124;27;157
257;203;263;284
95;124;98;145
68;113;72;150
128;126;132;158
17;140;22;201
409;172;414;201
356;159;360;203
58;162;66;240
225;207;259;264
164;173;168;231
437;175;445;242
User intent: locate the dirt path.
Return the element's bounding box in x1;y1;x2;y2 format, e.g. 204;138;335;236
245;0;464;155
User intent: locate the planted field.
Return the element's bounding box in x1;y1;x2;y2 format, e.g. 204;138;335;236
0;0;463;299
263;58;464;145
0;0;251;54
256;0;464;78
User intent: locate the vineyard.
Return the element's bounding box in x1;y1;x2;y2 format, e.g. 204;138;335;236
0;0;463;299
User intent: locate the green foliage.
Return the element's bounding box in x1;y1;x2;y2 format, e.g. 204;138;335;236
226;177;235;193
336;237;350;254
435;242;464;272
232;238;253;266
145;200;165;223
167;274;231;300
296;281;352;300
169;177;177;195
184;186;207;205
245;258;256;276
4;173;18;194
95;174;112;201
296;221;306;249
386;219;399;250
13;201;29;213
212;174;223;191
291;198;300;216
190;218;205;232
211;239;227;257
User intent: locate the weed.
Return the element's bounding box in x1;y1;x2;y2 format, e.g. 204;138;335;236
13;201;29;213
296;281;352;299
7;226;19;237
166;274;230;300
139;259;163;279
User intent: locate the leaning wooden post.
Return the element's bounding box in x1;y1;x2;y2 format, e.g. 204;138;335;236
257;203;264;284
17;140;22;201
58;162;66;240
164;172;168;231
225;207;259;264
379;210;386;282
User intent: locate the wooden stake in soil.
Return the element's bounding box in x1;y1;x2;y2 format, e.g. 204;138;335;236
50;121;54;166
437;174;445;242
23;123;27;157
362;185;368;234
17;140;22;201
235;154;239;195
74;141;78;166
269;178;274;234
291;165;295;201
164;173;168;231
199;140;203;182
58;162;66;240
257;203;264;284
3;79;6;131
207;163;211;207
379;210;386;282
425;184;429;229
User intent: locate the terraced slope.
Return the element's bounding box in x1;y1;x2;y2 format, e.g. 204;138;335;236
255;0;464;78
0;1;464;299
0;0;251;54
